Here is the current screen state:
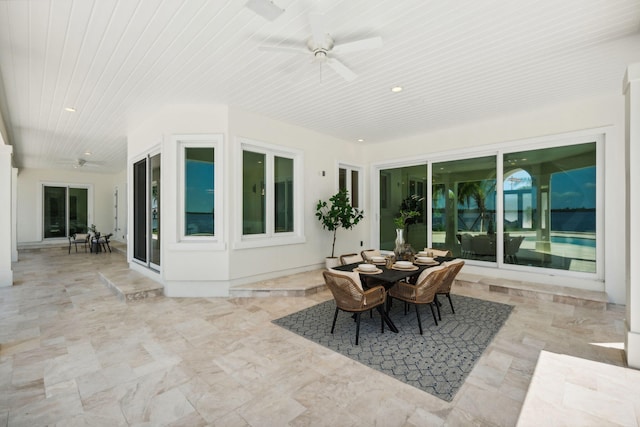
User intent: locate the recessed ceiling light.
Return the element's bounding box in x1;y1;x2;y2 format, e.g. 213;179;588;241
391;86;403;93
64;107;76;112
84;151;92;156
357;138;364;142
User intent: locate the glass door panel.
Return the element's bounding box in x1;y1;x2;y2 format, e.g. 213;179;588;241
133;159;148;263
379;164;427;252
432;156;497;260
44;186;67;238
150;153;161;268
69;188;88;234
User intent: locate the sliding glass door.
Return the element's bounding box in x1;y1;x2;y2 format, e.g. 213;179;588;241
379;164;428;252
133;153;161;270
43;185;88;238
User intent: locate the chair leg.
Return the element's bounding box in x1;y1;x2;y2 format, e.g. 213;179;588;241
429;303;438;326
414;304;423;335
331;307;339;334
355;313;361;345
446;293;455;314
435;295;442;320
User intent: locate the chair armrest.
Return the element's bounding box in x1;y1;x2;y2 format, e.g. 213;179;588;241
362;285;386;306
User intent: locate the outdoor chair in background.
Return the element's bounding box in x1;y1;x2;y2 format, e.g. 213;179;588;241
340;253;363;265
323;270;386;345
387;265;448;334
460;234;473;258
98;233;113;253
504;235;525;263
434;259;465;320
68;233;89;254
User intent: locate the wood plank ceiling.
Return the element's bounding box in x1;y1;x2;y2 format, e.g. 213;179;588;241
0;0;639;173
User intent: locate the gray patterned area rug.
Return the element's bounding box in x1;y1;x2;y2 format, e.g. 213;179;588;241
273;295;513;401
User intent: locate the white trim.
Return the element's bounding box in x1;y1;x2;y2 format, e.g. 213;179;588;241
174;134;224;250
234;137;305;249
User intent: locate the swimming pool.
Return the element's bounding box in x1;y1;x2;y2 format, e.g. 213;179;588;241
550;235;596;248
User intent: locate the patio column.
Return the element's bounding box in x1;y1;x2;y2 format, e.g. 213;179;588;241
624;63;640;369
0;144;13;287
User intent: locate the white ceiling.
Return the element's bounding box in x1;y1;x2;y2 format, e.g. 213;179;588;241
1;0;639;174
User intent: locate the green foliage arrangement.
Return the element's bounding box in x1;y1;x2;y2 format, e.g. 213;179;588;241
315;189;364;258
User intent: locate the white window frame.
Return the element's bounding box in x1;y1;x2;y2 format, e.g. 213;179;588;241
370;128;605;281
337;162;364;209
175;134;224;248
235;137;305;249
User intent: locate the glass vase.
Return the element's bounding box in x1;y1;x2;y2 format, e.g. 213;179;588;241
394;229;405;258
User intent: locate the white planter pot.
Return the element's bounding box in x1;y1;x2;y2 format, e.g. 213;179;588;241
325;257;340;269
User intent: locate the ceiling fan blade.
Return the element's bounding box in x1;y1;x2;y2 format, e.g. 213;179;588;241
333;36;383;54
309;13;329;47
259;45;308;55
326;58;357;82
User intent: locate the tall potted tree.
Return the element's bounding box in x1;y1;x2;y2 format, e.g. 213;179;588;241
316;189;364;268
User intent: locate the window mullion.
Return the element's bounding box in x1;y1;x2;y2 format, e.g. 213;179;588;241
265;153;275;236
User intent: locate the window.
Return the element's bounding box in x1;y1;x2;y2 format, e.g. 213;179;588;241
502;142;597;272
338;164;362;208
43;184;90;238
176;134;223;244
432;155;497;261
375;133;601;278
237;138;304;248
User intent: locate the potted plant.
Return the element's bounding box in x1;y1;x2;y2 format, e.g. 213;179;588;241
316;189;364;268
393;209;420;258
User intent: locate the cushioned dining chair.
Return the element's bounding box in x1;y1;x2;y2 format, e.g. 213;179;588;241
360;249;382;262
387;265;448;334
68;233;89;254
323;270;386;345
339;253;363;265
434;259;465;320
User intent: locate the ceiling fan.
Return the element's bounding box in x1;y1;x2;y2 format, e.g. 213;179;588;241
57;158;104;169
259;13;383;82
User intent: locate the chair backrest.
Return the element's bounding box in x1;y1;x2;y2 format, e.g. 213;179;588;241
423;248;452;257
360;249;381;261
460;234;473;252
504;235;525;255
323;270;366;310
340;253;364;265
412;265;448;303
439;259;465;293
73;233;89;242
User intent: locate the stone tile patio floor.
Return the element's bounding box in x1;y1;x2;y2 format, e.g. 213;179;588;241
1;246;636;426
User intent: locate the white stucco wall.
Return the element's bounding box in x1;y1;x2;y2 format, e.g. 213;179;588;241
126;104;367;296
364;94;626;303
16;168;124;245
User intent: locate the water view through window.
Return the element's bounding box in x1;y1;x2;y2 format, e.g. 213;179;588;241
379;140;598;274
